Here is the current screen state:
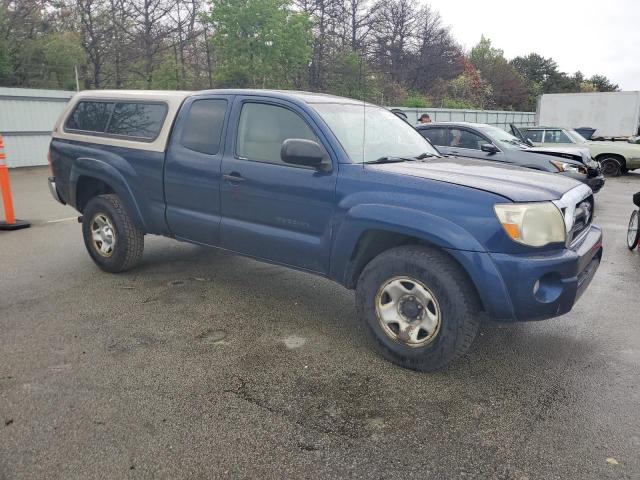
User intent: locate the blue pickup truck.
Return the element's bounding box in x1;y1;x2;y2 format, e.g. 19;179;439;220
48;89;603;371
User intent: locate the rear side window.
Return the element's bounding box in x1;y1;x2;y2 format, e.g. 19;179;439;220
66;101;113;133
181;99;227;155
106;103;167;140
419;128;446;146
65;100;167;141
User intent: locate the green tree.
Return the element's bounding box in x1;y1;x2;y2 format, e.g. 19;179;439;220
587;74;619;92
447;59;491;108
469;36;528;109
325;50;381;101
207;0;312;88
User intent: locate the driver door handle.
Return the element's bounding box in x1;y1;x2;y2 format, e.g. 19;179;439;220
223;172;245;184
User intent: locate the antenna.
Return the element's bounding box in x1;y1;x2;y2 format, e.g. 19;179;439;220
359;54;365;169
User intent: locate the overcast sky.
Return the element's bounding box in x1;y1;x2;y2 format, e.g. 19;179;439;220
422;0;640;90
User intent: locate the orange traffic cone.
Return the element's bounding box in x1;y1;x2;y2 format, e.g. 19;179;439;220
0;135;30;230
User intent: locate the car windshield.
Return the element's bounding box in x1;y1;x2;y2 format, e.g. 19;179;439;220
566;129;587;143
312;103;439;163
476;124;529;150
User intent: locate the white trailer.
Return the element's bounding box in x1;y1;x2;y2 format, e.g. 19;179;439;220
536;91;640;138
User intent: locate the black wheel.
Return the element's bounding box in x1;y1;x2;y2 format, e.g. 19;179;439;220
628;210;640;250
599;157;622;177
356;245;481;372
82;194;144;272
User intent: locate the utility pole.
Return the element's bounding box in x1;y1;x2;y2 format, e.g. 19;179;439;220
74;65;80;92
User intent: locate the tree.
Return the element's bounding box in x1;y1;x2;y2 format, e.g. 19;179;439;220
587;74;619;92
470;36;528;109
207;0;312;88
447;59;491;108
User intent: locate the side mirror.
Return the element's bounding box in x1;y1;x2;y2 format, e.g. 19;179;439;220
481;143;500;154
281;139;331;171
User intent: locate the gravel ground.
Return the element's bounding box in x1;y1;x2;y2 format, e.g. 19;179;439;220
1;167;639;480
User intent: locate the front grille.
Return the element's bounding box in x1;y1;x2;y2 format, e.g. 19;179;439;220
569;194;594;244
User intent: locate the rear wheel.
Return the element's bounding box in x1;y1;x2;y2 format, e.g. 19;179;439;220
599;157;623;177
82;194;144;272
628;210;639;250
356;245;481;372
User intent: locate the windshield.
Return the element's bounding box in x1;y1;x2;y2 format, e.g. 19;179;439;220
476;124;528;150
566;129;587;143
312;103;439;163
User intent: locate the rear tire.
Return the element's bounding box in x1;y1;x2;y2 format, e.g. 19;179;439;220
356;245;481;372
599;157;622;177
82;194;144;273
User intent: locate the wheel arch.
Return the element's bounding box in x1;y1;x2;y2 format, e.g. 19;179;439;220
332;204;485;286
70;158;147;231
595;152;626;167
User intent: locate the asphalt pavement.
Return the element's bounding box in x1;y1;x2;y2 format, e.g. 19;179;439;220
1;167;639;479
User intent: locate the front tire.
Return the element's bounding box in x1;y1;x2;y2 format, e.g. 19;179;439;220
356;245;481;372
82;194;144;272
599;157;623;177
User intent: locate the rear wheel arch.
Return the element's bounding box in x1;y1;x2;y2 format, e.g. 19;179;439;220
75;175;115;212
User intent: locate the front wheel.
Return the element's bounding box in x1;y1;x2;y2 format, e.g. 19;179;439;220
628;210;640;250
82;194;144;272
599;157;622;177
356;245;481;372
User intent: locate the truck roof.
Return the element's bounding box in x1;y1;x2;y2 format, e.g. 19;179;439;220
73;88;368;105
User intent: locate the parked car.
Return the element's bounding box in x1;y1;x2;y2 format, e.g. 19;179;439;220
48;90;603;372
512;125;640;177
416;122;605;193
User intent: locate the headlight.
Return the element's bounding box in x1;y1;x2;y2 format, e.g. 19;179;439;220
494;202;566;247
550;160;586;174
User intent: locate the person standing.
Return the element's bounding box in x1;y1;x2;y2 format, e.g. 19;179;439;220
418;113;431;124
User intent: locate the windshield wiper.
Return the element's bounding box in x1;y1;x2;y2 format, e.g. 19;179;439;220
415;152;440;159
367;156;418;164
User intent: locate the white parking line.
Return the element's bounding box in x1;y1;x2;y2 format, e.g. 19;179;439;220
45;216;77;224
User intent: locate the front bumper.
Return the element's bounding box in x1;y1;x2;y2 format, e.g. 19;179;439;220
488;224;603;321
48;176;65;204
560;170;605;193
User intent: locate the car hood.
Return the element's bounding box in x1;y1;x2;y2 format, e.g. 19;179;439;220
369;157;582;202
524;146;591;164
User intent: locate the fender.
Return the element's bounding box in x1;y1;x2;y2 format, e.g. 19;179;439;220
70;157;147;231
330;203;487;285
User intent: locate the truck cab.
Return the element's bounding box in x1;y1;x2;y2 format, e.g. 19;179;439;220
48;89;603;372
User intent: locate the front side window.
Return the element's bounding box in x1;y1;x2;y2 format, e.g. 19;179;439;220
544;129;572;144
65;100;167;141
236;102;317;165
524;129;544;143
419;128;447;146
449;129;487;150
66;101;114;133
312;103;438;163
181;99;228;155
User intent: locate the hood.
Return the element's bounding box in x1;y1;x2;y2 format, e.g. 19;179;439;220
524;146;591;164
369;157;582;202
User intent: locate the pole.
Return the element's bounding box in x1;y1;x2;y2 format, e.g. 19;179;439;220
75;65;80;92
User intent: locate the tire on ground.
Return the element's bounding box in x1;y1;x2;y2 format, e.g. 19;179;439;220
599;156;623;177
356;245;481;372
82;194;144;273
